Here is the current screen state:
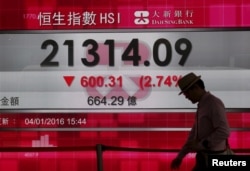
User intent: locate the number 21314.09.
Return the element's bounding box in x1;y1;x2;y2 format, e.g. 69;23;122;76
40;38;192;67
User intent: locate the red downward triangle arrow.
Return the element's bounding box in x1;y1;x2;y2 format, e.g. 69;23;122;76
63;76;75;87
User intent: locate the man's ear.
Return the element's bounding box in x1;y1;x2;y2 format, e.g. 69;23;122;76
191;84;200;91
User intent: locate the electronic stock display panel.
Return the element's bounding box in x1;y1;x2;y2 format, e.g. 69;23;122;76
1;1;250;171
1;29;250;110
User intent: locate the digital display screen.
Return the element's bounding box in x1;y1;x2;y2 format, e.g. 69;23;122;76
1;30;250;109
1;0;250;171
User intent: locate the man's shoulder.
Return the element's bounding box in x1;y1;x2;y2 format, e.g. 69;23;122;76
207;92;225;107
202;92;224;105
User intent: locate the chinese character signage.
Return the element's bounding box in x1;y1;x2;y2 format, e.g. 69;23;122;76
1;1;250;30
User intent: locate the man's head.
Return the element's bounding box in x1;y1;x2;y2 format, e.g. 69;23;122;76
178;72;205;103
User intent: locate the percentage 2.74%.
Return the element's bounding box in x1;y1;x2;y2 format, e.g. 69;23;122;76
139;75;182;90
